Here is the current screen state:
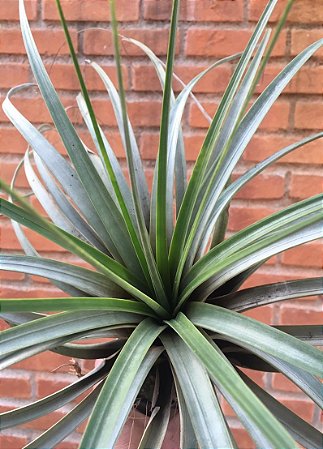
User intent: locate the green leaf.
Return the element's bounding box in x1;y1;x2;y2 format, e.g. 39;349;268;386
155;0;180;287
1;198;169;317
18;0;143;276
0;309;142;357
0;359;112;430
187;303;323;376
1;255;124;297
212;277;323;311
162;332;234;448
173;376;198;449
80;319;164;449
275;325;323;346
24;385;103;449
238;369;323;449
167;313;297;449
169;0;280;280
0;296;153;316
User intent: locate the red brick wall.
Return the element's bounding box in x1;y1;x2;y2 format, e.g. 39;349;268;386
0;0;322;447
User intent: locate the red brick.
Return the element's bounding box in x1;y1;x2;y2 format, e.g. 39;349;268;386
83;28;178;57
186;29;286;58
36;374;73;397
55;440;80;449
294;102;323;130
278;398;315;422
144;0;244;22
0;128;29;154
244;135;323;165
12;350;73;372
241;271;307;290
233;173;285;200
91;99;162;128
43;0;139;21
281;242;323;269
22;410;65;430
44;64;128;91
0;161;28;188
0;95;82;125
291;29;323;59
243;305;274;324
0;270;25;281
0;374;32;398
133;64;232;93
188;101;290;130
0;0;37;20
228;205;277;232
272;373;302;393
249;0;323;24
0;285;66;299
0;435;29;449
289;174;323;200
256;65;323;95
0;63;30;89
0;28;78;55
279;305;322;325
231;427;255;449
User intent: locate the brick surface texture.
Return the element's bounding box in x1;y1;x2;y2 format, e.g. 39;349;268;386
0;0;322;447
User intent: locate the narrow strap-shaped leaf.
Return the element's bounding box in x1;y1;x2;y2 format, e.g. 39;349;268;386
162;332;234;449
197;133;323;258
275;325;323;346
8;160;90;297
0;309;142;357
80;320;164;449
169;0;279;279
1;197;169;317
0;296;152;316
238;369;323;449
173;375;198;449
76;93;135;224
186;303;323;376
166;313;297;449
176;33;270;286
19;0;143;275
52;339;125;359
155;0;180;287
33;150;107;251
90;58;168;308
1;254;124;298
3;85;120;258
23;384;103;449
212;277;323;311
179;39;323;283
138;364;173;449
0;359;112;430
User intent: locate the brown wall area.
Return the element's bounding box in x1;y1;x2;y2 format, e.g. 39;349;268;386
0;0;322;447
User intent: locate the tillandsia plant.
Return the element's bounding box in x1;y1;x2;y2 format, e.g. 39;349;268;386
0;0;322;447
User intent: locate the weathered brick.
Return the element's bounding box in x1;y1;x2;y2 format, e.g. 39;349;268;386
243;305;274;324
189;101;290;130
144;0;244;22
83;28;179;57
43;0;140;21
294;102;323;130
281;242;323;268
291;29;323;59
249;0;323;24
0;374;32;398
0;435;29;449
0;0;37;20
243;135;323;165
0;28;78;55
227;205;277;232
186;29;286;57
278;397;315;422
279;305;322;325
0;63;30;89
289;174;323;200
233;173;285;200
0;128;29;154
